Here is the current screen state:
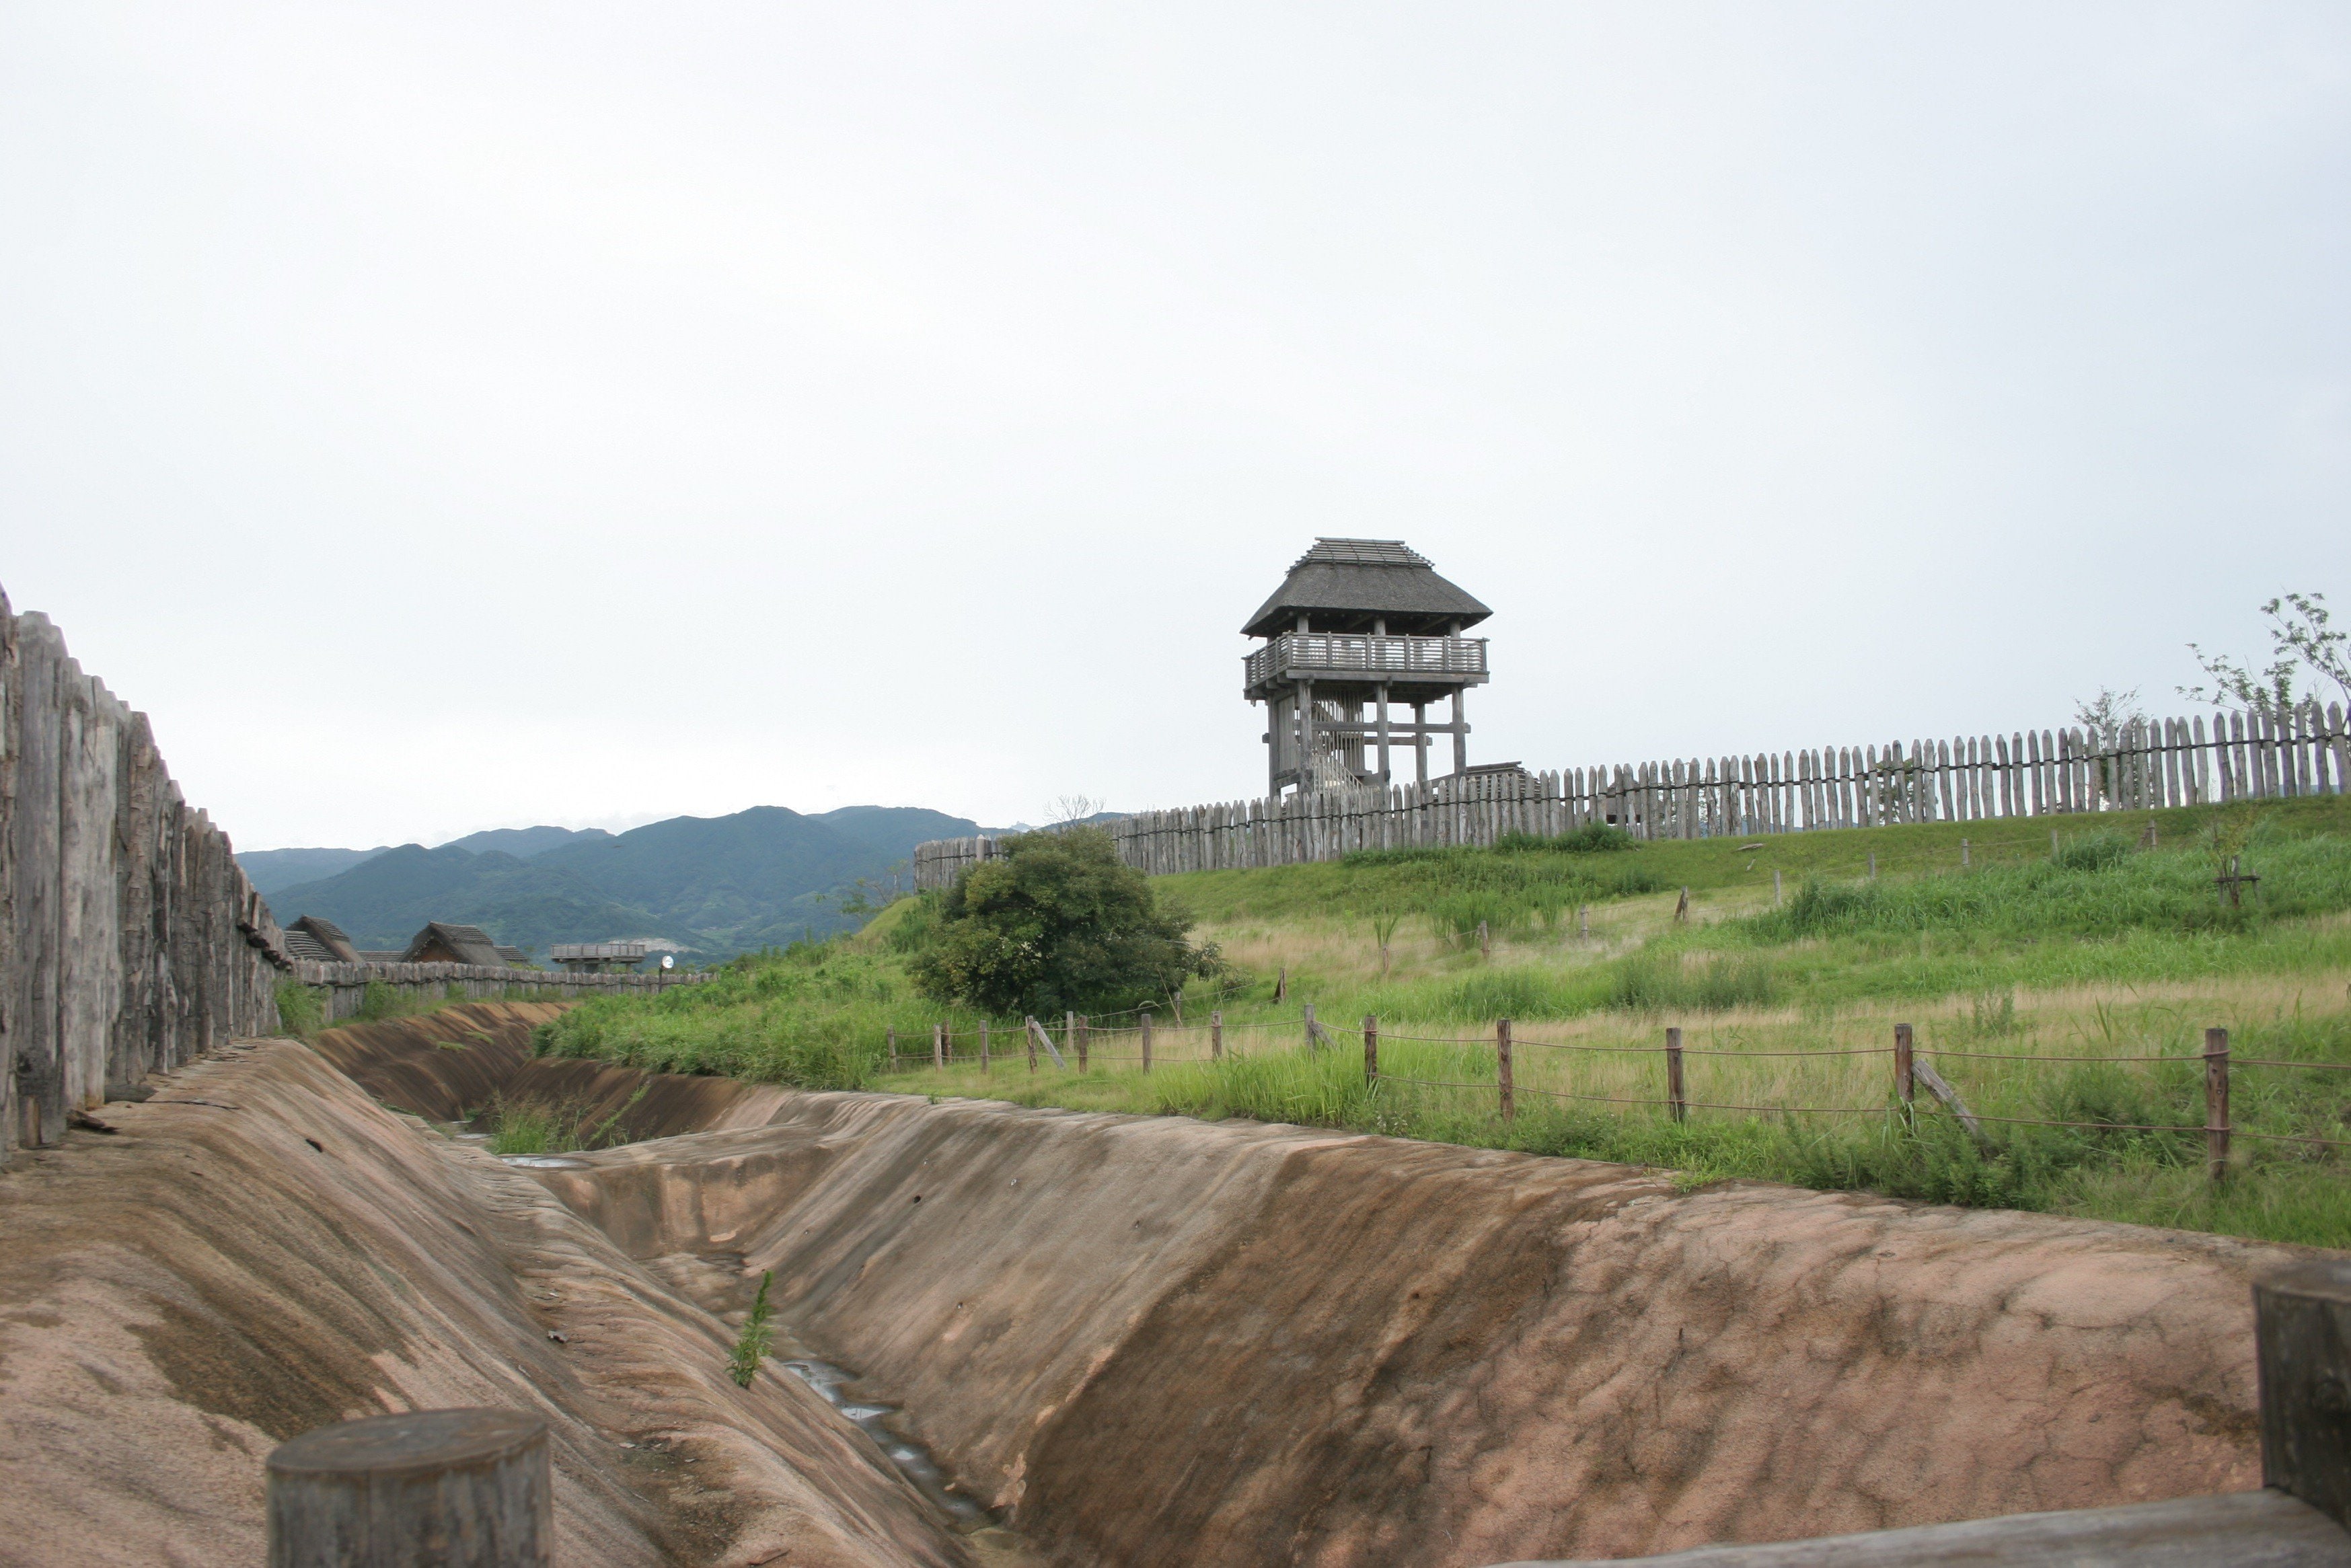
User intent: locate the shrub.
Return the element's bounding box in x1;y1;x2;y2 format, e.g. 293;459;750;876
912;827;1219;1017
274;981;323;1037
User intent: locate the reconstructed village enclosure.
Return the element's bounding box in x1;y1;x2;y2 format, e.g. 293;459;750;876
4;582;2348;1566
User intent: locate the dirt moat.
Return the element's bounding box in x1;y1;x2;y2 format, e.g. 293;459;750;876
0;1004;2307;1566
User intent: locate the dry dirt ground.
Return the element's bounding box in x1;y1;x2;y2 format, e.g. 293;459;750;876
0;1004;2323;1566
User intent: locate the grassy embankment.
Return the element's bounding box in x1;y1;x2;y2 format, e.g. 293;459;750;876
535;796;2351;1246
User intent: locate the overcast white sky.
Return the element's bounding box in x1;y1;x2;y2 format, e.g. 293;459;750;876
3;3;2346;851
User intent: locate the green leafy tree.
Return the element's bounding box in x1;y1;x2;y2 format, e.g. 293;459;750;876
911;827;1218;1017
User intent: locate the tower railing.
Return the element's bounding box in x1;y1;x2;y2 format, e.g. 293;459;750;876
1243;632;1487;692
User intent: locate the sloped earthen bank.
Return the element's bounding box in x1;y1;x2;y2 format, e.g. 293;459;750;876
0;1032;981;1567
480;1041;2295;1565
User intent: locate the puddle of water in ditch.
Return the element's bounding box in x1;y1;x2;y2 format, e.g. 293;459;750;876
776;1354;998;1531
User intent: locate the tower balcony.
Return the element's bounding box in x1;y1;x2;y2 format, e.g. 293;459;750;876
1243;632;1489;701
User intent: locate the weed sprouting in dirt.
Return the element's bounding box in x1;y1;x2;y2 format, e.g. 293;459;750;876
729;1270;776;1388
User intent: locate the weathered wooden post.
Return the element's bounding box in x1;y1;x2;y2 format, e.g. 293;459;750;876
979;1020;990;1074
887;1027;898;1071
1276;964;1288;1002
1211;1010;1224;1061
1025;1017;1039;1073
2207;1026;2232;1182
1665;1026;1686;1123
1496;1018;1515;1124
1673;887;1690;924
1962;837;1971;867
1577;905;1589;940
1076;1014;1090;1073
1477;920;1491;960
266;1408;550;1567
1894;1023;1915;1123
932;1022;944;1070
1140;1010;1153;1074
1065;1011;1076;1070
2051;827;2061;859
1869;851;1878;879
2256;1257;2351;1530
1364;1016;1378;1086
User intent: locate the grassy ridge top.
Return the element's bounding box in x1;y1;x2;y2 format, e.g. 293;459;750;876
531;795;2351;1248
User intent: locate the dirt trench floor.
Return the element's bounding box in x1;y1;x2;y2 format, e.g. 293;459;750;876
0;1004;2323;1567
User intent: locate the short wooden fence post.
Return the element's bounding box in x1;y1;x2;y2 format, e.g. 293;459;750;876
1076;1014;1090;1073
1665;1026;1686;1123
1961;836;1971;867
1065;1011;1076;1072
979;1020;990;1074
933;1022;944;1070
1894;1023;1914;1123
887;1027;898;1072
2255;1257;2351;1530
1025;1016;1039;1073
1364;1016;1379;1086
267;1408;550;1567
1497;1018;1515;1125
1140;1011;1153;1074
1303;1002;1318;1052
2206;1026;2232;1182
1211;1010;1224;1061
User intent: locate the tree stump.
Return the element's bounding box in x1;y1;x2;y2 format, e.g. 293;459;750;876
266;1408;551;1566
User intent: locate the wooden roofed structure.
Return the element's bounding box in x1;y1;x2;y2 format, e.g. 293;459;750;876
1242;538;1492;797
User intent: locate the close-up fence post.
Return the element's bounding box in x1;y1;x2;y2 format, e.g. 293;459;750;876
1025;1016;1039;1072
1894;1023;1914;1122
1140;1010;1153;1073
1065;1010;1076;1070
1364;1016;1378;1086
1665;1026;1686;1123
2255;1257;2351;1531
2206;1026;2232;1182
932;1022;944;1070
887;1027;897;1071
979;1020;990;1074
1497;1018;1515;1124
266;1408;550;1568
1303;1002;1318;1051
1076;1014;1090;1072
1211;1010;1224;1060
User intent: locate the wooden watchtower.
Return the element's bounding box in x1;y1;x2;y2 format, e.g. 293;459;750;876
1242;538;1492;798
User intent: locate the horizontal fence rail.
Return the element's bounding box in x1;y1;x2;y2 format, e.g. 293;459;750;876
914;702;2349;888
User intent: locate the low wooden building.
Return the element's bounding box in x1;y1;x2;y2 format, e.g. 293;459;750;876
398;922;527;967
547;942;647;975
280;916;361;964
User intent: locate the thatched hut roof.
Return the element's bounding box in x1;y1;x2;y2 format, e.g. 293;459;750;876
1240;539;1490;638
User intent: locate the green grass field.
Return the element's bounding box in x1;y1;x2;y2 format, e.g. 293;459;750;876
534;796;2351;1247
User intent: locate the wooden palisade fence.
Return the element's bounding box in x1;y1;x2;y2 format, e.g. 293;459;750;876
2;589;293;1156
0;585;704;1160
914;703;2349;888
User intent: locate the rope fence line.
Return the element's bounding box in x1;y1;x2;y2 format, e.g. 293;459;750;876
892;1006;2344;1179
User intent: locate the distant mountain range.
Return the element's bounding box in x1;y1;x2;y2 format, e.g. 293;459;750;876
246;806;990;959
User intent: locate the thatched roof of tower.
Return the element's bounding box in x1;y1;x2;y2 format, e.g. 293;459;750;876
1240;538;1491;638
